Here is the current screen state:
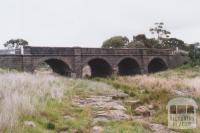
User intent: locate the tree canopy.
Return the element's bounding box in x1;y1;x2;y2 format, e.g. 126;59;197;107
161;38;188;50
149;22;171;41
128;34;159;48
101;22;188;50
102;36;129;48
3;39;28;49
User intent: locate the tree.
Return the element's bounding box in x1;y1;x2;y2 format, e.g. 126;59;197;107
161;38;188;50
101;22;188;50
149;22;189;49
133;34;148;45
3;39;28;49
102;36;129;48
188;42;200;65
127;40;145;48
149;22;171;42
128;34;159;48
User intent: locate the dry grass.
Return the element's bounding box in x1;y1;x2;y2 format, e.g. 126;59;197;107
0;72;66;130
0;71;117;131
117;75;200;97
115;65;200;97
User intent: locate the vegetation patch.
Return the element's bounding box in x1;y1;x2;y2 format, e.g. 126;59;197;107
1;65;200;132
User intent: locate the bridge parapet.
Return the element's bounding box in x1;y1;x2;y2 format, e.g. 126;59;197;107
24;46;74;55
81;48;173;55
0;49;21;55
23;46;174;56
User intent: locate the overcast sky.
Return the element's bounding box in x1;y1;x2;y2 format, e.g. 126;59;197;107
0;0;199;48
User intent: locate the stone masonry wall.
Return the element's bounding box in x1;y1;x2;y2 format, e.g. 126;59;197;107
0;46;187;77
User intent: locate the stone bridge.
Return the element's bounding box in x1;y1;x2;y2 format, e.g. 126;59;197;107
0;46;187;77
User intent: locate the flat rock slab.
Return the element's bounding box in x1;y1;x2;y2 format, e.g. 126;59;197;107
73;96;126;111
149;123;180;133
95;110;130;120
72;95;130;121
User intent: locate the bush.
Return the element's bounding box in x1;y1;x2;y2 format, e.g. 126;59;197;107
188;44;200;66
46;122;55;130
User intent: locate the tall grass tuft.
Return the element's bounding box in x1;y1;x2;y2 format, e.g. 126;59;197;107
0;71;117;131
0;72;66;130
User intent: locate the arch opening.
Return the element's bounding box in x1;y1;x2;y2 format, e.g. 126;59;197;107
87;59;112;77
118;58;141;76
35;59;71;76
148;58;167;73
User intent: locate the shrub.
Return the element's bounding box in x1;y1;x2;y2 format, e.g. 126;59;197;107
46;122;55;130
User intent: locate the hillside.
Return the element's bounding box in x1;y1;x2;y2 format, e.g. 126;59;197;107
0;65;199;133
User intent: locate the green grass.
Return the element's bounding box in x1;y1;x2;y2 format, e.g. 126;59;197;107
12;98;92;133
155;64;200;78
103;121;152;133
13;92;151;133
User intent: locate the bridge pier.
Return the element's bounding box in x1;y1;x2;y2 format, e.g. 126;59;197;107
113;67;118;75
22;56;34;73
73;47;83;78
140;67;148;74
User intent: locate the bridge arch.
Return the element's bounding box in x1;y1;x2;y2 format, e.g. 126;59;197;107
117;57;141;76
34;57;72;76
83;58;112;77
148;57;168;73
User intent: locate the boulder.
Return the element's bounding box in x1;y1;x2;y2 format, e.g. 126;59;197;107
91;126;104;133
24;121;36;128
111;93;129;100
63;115;74;120
135;106;151;117
125;99;141;109
148;104;154;110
